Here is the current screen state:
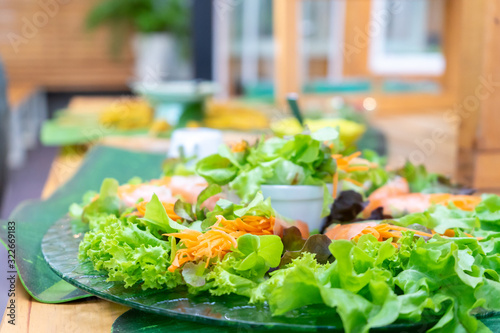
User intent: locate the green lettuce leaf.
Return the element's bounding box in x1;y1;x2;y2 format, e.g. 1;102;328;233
196;184;222;210
218;144;243;169
181;261;208;288
69;190;98;219
321;183;335;218
196;131;340;212
396;204;478;234
198;234;283;297
195;154;238;185
78;214;182;290
257;232;500;333
139;194;191;233
233;192;274;218
263;158;306;185
201;192;274;230
82;178;121;225
182;234;283;298
475;194;500;232
395;160;473;195
230;165;273;203
223;234;283;278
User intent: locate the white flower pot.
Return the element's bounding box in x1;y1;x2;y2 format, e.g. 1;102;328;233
260;184;335;232
132;33;190;83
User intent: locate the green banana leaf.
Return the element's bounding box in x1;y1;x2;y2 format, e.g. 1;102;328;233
0;146;165;302
41;119;150;146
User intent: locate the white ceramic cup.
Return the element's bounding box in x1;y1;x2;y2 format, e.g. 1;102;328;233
260;184;334;232
168;128;223;159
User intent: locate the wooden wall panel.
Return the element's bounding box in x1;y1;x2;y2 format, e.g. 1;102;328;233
449;0;487;186
477;0;500;151
473;152;500;190
0;0;134;91
273;0;301;106
342;0;371;77
467;0;500;191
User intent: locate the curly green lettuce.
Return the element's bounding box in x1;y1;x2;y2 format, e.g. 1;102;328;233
78;214;182;290
74;177;500;333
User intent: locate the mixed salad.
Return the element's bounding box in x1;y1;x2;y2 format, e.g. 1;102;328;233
72;131;500;333
195;128;378;217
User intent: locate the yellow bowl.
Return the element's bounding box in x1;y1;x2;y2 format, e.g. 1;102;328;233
271;118;366;147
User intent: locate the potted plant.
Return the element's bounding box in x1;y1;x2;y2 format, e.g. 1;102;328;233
194;128;374;231
85;0;191;82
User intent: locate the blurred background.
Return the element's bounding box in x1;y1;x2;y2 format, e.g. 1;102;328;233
0;0;497;218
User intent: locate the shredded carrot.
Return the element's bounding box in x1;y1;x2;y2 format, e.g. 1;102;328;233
231;140;248;153
133;200;181;221
331;151;372;198
210;215;275;236
429;194;482;212
442;229;475;238
165;229;237;272
333;172;339;199
350;223;434;246
344;151;362;161
337;222;478;246
346;166;370;172
343;178;363;187
165;214;274;272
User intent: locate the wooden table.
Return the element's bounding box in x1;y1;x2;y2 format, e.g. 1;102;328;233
0;97;458;332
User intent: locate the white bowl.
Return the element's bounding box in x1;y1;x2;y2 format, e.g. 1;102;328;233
168;128;223;159
260;184;334;232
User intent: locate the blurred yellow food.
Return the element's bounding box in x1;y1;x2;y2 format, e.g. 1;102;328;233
271;118;366;147
99;99;153;130
149;119;171;135
186;120;202;128
205;101;269;130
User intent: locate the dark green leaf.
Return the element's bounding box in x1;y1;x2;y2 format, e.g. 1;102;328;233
280;234;333;267
173;199;195;222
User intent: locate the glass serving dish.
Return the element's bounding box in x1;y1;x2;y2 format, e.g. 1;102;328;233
42;216;499;332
